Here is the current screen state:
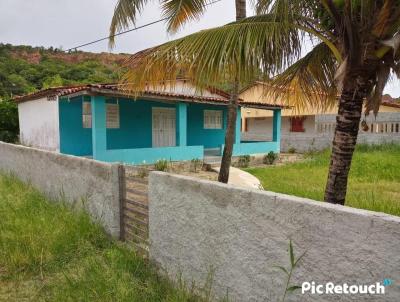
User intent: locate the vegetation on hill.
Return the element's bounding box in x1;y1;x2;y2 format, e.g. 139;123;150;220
247;144;400;217
0;43;129;142
0;43;128;100
0;174;219;301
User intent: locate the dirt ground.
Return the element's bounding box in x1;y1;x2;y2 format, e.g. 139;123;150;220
124;153;304;183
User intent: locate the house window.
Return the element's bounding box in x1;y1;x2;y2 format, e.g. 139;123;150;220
106;103;120;129
82;102;92;128
82;102;120;129
204;110;223;129
290;116;305;132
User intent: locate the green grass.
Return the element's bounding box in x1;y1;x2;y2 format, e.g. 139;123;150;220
246;144;400;216
0;174;218;302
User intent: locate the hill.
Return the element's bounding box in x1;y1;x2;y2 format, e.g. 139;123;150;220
0;43;130;142
0;43;130;101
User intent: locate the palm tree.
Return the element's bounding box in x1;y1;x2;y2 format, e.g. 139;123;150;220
112;1;400;205
110;0;247;183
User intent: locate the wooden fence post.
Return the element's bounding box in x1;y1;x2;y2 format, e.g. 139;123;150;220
118;164;126;241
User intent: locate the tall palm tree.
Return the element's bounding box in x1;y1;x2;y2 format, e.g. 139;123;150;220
117;0;400;205
110;0;247;183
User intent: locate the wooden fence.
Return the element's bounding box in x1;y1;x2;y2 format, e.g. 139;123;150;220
119;166;149;257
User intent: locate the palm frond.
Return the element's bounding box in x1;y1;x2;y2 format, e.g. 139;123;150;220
161;0;211;33
266;42;338;113
366;63;391;116
120;14;303;94
372;0;397;38
109;0;150;48
255;0;315;18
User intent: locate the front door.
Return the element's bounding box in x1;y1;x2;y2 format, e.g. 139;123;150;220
152;107;176;147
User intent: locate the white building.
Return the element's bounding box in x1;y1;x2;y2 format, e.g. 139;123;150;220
240;82;400;152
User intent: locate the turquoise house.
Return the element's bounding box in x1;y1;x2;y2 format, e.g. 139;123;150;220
15;81;283;165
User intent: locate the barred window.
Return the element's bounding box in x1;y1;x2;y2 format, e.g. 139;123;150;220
82;102;92;128
106;103;120;129
204;110;223;129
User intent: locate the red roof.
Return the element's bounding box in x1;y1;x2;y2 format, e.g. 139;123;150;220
13;83;284;109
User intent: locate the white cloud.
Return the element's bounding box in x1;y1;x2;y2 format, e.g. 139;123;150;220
1;0;399;96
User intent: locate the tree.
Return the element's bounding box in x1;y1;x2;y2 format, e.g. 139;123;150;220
114;0;400;205
109;0;247;183
42;74;64;89
0;100;19;143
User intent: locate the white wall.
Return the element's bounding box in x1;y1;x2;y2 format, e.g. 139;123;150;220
149;172;400;302
18;97;60;151
243;115;316;141
148;80;225;99
0;142;121;238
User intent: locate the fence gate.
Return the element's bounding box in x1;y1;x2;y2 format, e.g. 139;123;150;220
119;165;149;257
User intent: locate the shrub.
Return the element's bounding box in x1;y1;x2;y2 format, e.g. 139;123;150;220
0;100;19;143
237;155;251;168
263;151;278;165
288;147;296;154
190;158;202;173
137;167;148;178
154;159;169;172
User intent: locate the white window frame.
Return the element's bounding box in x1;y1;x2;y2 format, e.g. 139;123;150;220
204;110;223;129
106;103;120;129
82;102;92;128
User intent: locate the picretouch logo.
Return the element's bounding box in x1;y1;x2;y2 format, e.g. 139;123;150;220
301;279;393;295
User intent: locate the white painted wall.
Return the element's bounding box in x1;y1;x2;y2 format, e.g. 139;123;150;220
148;81;225;99
0;142;121;237
18;97;60;151
243;115;316;141
149;172;400;302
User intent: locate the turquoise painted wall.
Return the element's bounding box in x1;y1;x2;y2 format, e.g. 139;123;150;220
187;103;228;149
95;145;204;165
273;109;282;152
59;95;282;163
176;102;187;146
59;96;92;156
222;141;280;156
92;95;107;159
106;98;175;150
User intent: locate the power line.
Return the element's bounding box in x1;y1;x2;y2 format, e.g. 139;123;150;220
65;18;168;52
65;0;222;53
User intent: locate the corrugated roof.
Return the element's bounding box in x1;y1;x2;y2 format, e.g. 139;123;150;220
13;83;284;109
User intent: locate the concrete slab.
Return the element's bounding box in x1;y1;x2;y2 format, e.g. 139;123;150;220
212;166;263;190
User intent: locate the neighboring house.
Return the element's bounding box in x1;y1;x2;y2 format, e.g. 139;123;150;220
240;82;400;152
15;80;283;164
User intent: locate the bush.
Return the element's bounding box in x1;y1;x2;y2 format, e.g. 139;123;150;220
237;155;251;168
190;158;202;173
137;167;148;178
0;100;19;143
288;147;296;154
263;151;278;165
154;159;169;172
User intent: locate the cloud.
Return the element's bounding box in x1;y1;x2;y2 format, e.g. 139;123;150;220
1;0;399;96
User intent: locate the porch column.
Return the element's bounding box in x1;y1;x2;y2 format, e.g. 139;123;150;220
235;107;241;144
273;109;282;142
91;95;107;159
176;102;187;146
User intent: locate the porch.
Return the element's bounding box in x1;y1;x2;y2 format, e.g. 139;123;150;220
58;94;281;165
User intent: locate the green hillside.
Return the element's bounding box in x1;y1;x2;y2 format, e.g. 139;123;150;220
0;43;129;142
0;43;129;101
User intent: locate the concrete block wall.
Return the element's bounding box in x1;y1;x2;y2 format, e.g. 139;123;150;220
149;172;400;302
0;142;121;237
280;133;400;153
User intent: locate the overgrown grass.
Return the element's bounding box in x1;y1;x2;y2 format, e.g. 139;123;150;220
0;174;217;301
246;144;400;216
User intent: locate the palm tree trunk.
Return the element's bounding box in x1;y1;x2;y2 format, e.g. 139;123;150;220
218;0;246;183
218;82;239;182
324;73;372;204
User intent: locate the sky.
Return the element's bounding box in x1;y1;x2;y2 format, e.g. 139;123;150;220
0;0;399;97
